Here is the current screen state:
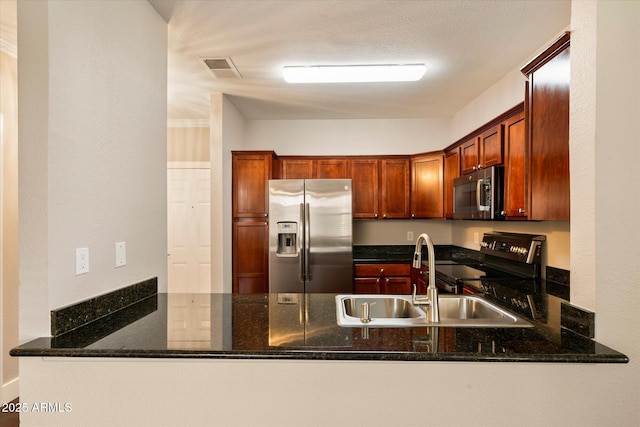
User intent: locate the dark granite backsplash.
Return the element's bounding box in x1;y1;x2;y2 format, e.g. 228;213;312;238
546;266;570;287
353;244;480;263
50;277;157;337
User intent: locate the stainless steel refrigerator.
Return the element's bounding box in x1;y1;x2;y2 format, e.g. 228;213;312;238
268;179;353;293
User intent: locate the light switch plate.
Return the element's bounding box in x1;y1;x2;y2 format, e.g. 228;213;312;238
115;242;126;267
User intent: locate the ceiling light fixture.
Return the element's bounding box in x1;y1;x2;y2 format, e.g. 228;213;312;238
283;64;426;83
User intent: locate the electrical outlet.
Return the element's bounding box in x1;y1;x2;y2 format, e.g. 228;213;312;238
407;231;414;241
76;247;89;275
115;242;126;267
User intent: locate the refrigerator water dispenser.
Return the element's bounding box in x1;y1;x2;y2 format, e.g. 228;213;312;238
276;222;298;257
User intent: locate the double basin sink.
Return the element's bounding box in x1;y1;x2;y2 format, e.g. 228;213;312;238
336;294;531;328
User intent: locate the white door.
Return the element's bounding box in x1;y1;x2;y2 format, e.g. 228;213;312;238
167;166;211;293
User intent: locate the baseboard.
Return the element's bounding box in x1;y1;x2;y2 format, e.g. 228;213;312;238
1;376;19;402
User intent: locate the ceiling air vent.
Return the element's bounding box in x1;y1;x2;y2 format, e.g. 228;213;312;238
200;57;242;79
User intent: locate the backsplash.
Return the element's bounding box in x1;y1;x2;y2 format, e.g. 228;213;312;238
50;277;157;337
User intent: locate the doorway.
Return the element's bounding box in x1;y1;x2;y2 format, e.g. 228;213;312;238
167;163;211;293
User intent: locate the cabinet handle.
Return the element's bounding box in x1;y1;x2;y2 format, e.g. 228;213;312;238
519;208;526;214
411;213;415;218
478;164;483;169
380;268;384;274
383;213;387;219
374;213;378;218
472;166;477;171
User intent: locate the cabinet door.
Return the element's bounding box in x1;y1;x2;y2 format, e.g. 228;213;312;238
479;124;503;168
503;111;528;218
411;154;444;218
354;278;380;294
233;220;269;293
524;34;570;220
460;137;479;175
349;159;379;219
380;158;410;219
232;153;272;218
315;159;349;179
382;277;412;295
281;159;313;179
443;148;460;218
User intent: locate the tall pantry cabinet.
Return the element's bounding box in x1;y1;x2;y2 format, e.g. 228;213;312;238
232;152;280;293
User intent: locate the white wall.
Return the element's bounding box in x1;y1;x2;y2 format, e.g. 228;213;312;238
19;357;636;427
1;30;19;401
244;118;450;155
18;0;168;340
590;0;639;358
450;67;528;142
210;94;246;293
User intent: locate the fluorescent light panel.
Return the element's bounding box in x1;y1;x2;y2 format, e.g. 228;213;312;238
283;64;426;83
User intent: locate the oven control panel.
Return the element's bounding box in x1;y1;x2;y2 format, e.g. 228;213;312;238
480;232;545;264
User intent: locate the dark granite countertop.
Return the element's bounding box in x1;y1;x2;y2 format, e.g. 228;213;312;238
11;292;628;363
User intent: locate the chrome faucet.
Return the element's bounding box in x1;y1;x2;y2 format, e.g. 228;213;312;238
411;233;440;322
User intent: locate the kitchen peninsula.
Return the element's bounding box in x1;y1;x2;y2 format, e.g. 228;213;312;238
10;281;628;426
11;291;627;363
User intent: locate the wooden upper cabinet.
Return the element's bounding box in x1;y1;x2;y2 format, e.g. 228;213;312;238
349;158;379;219
522;32;570;220
281;158;349;179
411;154;444;219
281;159;313;179
479;124;503;169
443;148;460;218
380;158;410;219
503;111;528;219
232;152;275;218
315;159;349;179
460;137;480;175
460;125;503;175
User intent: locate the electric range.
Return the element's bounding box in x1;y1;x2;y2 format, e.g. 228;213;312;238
434;232;546;320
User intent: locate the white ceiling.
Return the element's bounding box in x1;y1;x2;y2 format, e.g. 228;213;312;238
150;0;571;121
2;1;572;121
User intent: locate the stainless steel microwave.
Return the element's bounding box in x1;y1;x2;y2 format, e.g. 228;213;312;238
453;166;504;220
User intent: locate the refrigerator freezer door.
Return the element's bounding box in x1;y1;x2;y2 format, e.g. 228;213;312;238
269;180;304;293
304;179;353;293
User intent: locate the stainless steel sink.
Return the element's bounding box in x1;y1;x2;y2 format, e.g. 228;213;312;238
343;296;424;318
335;294;531;328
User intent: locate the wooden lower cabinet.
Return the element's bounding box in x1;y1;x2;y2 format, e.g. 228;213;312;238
233;220;269;293
354;263;412;294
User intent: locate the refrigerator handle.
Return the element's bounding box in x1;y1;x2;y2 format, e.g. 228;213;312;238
304;203;311;281
299;203;305;282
